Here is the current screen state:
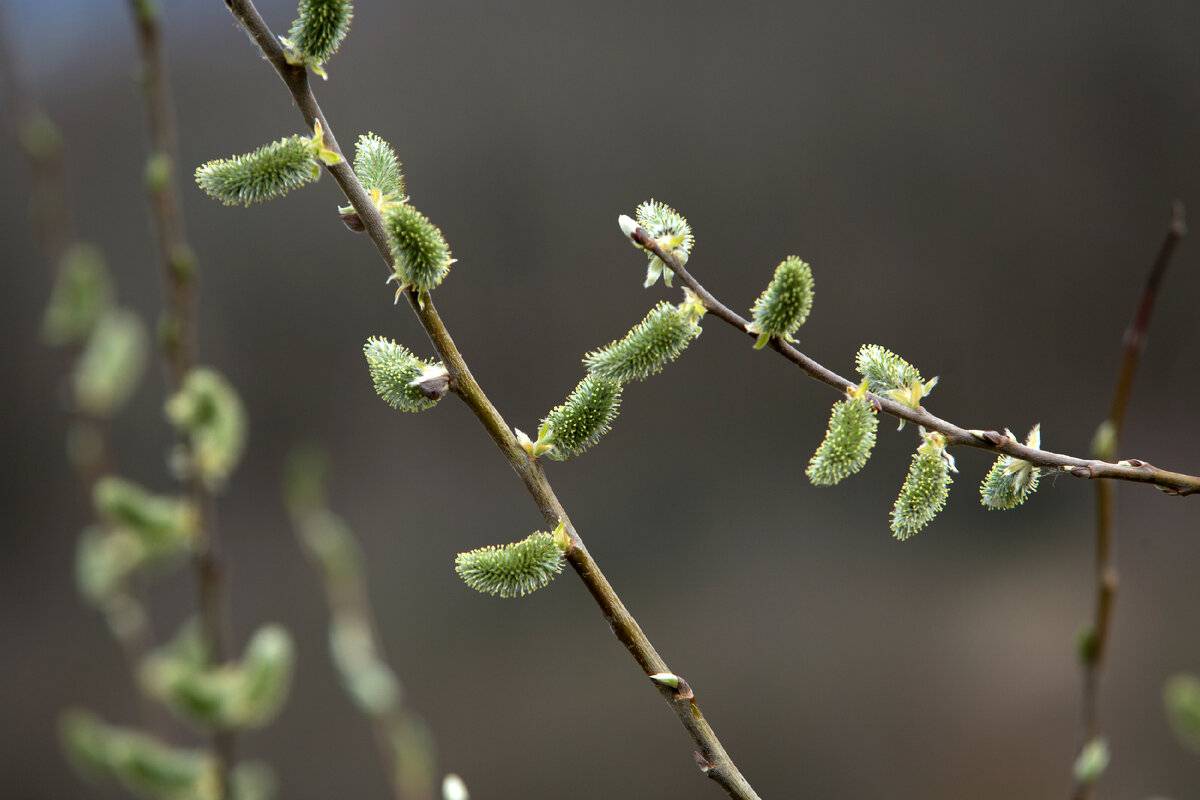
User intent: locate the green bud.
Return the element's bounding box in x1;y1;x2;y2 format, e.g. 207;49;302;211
980;425;1042;509
73;309;149;418
1164;674;1200;754
1072;737;1110;784
806;384;878;485
282;0;354;79
891;433;953;539
144;152;171;194
170;244;198;280
633;199;693;287
165;367;247;490
195;134;321;206
364;337;448;412
583;299;702;383
442;774;470;800
746;256;814;348
42;244;113;347
455;530;567;597
1091;419;1117;461
383;203;454;295
540;374;623;460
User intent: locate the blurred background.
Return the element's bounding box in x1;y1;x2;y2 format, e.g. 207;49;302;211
3;1;1199;798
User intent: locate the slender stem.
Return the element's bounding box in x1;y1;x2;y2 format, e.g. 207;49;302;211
628;229;1200;496
1071;203;1185;800
0;9;171;734
218;2;760;797
126;1;236;793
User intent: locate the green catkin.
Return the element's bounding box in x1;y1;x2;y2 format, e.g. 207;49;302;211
195;136;320;206
891;446;953;539
60;711;208;795
747;256;814;348
285;0;353;72
635;200;694;287
353;132;404;198
806;394;878;485
164;368;247;489
42;245;114;347
384;204;454;293
455;531;566;597
583;301;701;383
541;375;623;460
855;344;922;394
363;337;445;413
73;309;148;418
93;477;196;551
980;425;1042;509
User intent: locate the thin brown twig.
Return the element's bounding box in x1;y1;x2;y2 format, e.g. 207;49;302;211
1071;203;1186;800
0;9;171;734
125;1;236;794
217;2;761;797
627;228;1199;496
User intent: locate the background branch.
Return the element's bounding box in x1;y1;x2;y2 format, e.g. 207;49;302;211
1071;203;1186;800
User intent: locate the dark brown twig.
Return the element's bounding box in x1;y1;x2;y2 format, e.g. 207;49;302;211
126;1;236;793
627;227;1199;496
1071;203;1186;800
217;2;761;797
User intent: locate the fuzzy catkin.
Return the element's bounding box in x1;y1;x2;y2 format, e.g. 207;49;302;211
583;302;700;383
541;375;622;460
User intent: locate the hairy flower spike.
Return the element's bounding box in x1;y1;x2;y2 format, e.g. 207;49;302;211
806;380;878;485
383;203;455;297
855;344;937;429
195;135;320;206
454;528;567;598
583;298;702;383
352;132;405;209
281;0;353;79
634;200;694;287
540;375;623;460
164;368;247;490
891;432;954;539
363;337;446;413
746;256;815;348
980;424;1042;509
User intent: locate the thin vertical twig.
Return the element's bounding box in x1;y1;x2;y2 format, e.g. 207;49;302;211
125;1;237;794
0;9;170;733
1072;203;1185;800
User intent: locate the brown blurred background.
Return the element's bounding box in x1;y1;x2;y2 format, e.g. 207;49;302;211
3;1;1199;798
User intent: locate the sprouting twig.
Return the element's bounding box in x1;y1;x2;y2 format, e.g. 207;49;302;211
217;2;761;797
125;1;236;794
1071;203;1186;800
626;227;1199;496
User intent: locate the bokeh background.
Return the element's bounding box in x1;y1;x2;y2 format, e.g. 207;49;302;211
3;1;1199;798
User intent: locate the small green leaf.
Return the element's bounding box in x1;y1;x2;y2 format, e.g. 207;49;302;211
93;476;198;554
455;531;567;597
540;374;623;460
1072;737;1110;784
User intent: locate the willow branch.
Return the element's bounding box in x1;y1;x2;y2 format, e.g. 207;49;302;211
218;2;760;797
126;1;236;793
628;228;1199;496
1071;203;1185;800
